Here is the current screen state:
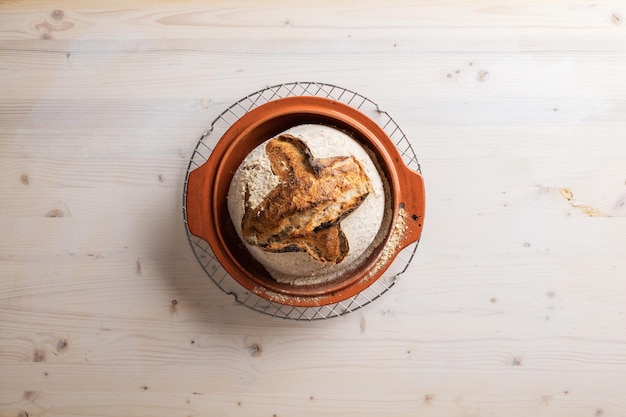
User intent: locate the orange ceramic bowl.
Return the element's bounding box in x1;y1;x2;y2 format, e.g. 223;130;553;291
186;96;424;307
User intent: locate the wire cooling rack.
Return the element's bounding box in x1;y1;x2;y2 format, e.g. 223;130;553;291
182;82;421;320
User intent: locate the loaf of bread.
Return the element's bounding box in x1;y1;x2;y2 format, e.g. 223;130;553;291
227;124;387;285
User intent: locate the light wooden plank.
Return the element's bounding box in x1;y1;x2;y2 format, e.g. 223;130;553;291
1;40;626;101
0;389;621;417
1;3;625;40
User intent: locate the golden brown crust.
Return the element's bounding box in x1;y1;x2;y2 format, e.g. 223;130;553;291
241;134;373;263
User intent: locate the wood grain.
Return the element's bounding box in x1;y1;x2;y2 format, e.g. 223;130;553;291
1;1;626;416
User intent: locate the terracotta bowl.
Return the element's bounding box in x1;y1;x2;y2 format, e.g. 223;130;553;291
186;96;425;307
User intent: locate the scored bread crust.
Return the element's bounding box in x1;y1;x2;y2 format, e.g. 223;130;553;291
241;134;373;263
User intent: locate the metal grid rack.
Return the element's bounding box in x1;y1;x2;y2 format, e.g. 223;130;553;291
182;82;421;320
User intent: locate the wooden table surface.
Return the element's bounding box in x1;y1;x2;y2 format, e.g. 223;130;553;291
2;1;626;416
